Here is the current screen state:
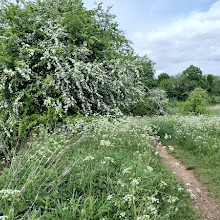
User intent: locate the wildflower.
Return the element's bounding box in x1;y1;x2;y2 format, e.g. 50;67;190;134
187;189;196;198
119;212;126;218
83;156;94;161
148;196;159;204
123;194;133;202
104;157;115;163
100;140;111;147
107;195;113;201
161;181;167;186
148;205;157;214
146;166;153;171
137;215;150;220
131;178;140;186
168;145;174;151
0;189;21;199
122;167;131;175
196;188;201;193
175;162;180;166
167;195;179;203
0;216;8;220
177;186;184;192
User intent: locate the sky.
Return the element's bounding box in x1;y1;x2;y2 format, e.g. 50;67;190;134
83;0;220;76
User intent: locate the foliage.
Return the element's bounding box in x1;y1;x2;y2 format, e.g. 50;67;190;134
158;76;176;98
123;89;168;116
181;88;209;115
0;0;155;150
0;117;199;219
128;96;157;116
148;88;168;115
157;73;170;83
156;66;220;102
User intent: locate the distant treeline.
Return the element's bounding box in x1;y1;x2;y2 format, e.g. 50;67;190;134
151;65;220;102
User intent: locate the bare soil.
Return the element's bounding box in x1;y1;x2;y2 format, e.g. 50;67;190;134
156;142;220;220
209;105;220;110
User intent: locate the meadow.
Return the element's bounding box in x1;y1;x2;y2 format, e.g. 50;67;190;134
0;117;199;219
150;115;220;203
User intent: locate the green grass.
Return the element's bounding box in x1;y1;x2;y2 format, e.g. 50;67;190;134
150;115;220;203
210;108;220;116
0;117;199;219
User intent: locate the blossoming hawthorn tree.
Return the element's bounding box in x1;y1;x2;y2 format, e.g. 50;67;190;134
0;0;154;149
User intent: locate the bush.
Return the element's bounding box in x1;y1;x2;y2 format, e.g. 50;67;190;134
181;88;209;115
123;89;168;116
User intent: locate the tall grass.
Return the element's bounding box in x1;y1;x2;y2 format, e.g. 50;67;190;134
0;117;199;219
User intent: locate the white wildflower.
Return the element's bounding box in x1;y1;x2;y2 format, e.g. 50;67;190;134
107;195;113;201
177;186;184;192
100;140;111;147
187;189;196;198
167;195;179;203
161;181;167;186
146;166;153;172
119;212;126;218
168;145;174;151
83;156;94;161
131;178;140;186
148;196;159;204
137;215;150;220
0;216;8;220
123;194;133;202
196;188;201;193
122;167;131;175
148;205;157;214
0;189;21;199
104;157;115;163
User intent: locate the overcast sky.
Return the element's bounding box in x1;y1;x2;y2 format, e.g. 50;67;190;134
83;0;220;76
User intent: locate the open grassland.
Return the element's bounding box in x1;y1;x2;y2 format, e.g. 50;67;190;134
150;115;220;203
0;117;199;219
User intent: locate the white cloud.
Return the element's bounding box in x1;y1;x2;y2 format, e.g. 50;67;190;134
132;1;220;76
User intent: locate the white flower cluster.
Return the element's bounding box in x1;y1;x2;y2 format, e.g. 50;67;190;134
146;166;153;172
83;156;95;162
104;157;115;163
100;140;111;147
0;189;21;200
137;215;150;220
123;194;133;203
122;167;132;175
131;178;140;186
0;216;8;220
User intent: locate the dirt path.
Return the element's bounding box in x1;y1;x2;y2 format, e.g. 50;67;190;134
156;142;220;220
209;105;220;110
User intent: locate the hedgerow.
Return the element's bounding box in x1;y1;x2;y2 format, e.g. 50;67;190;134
0;0;154;151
